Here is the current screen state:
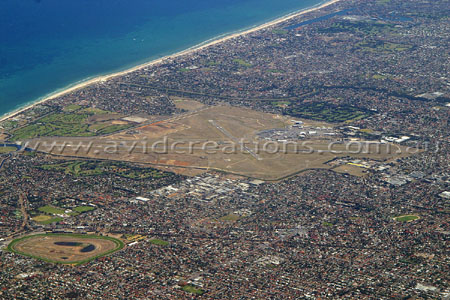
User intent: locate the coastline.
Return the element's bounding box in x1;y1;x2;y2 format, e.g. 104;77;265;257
0;0;341;123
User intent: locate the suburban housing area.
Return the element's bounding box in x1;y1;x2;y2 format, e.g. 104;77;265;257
0;0;448;299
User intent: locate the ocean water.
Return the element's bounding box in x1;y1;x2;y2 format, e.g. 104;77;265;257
0;0;323;117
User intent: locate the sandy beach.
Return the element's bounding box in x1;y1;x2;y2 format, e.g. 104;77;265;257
0;0;341;123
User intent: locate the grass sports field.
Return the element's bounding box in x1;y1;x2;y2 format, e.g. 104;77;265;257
32;215;63;225
394;215;420;222
182;285;205;295
8;233;124;265
149;238;169;246
38;205;66;215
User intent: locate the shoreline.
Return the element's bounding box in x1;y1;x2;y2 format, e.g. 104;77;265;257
0;0;341;123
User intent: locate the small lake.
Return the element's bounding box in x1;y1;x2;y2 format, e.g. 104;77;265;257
54;241;82;247
80;244;96;253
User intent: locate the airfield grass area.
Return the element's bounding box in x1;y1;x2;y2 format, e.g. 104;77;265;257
8;233;124;265
394;215;420;222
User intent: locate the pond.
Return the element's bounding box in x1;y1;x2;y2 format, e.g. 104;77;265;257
80;244;96;253
54;242;82;247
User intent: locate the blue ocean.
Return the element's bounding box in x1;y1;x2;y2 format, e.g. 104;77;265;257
0;0;323;117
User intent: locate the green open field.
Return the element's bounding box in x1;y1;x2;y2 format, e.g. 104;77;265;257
284;101;374;123
40;161;107;177
32;215;53;222
319;20;396;35
73;206;96;213
233;58;252;67
272;29;288;35
182;285;205;295
32;215;63;225
62;104;83;112
271;101;291;108
149;238;169;246
11;112;95;141
32;205;95;224
0;120;19;131
38;205;66;215
179;68;192;73
7;233;124;265
39;160;170;179
220;214;241;221
394;215;420;222
266;69;285;74
10;105;132;141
